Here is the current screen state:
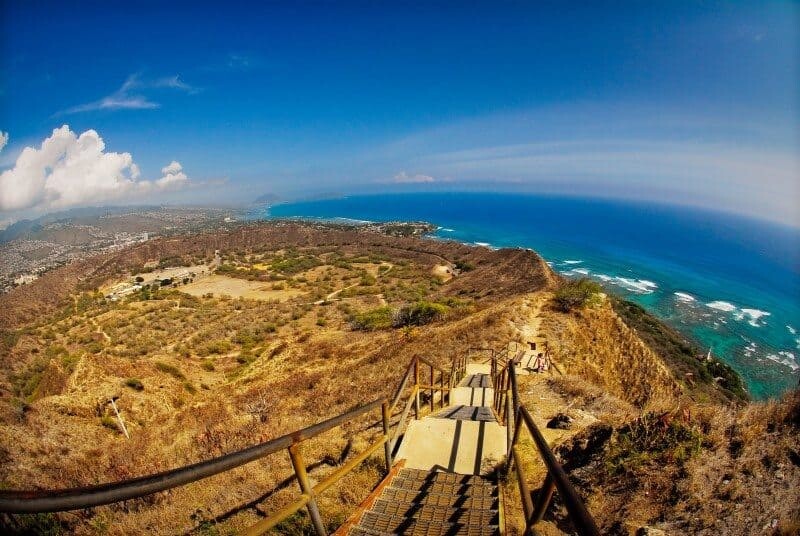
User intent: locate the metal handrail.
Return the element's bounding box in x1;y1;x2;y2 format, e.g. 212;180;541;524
0;398;385;514
0;352;467;535
490;351;600;536
0;346;597;535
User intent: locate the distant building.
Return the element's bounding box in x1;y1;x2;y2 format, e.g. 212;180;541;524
106;283;142;300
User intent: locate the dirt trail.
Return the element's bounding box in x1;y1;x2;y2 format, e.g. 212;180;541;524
503;293;601;535
89;316;111;343
510;294;597;444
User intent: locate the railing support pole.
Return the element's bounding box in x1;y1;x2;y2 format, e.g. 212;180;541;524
288;444;327;536
512;446;534;526
414;358;420;420
429;364;435;413
439;373;444;408
531;474;556;525
505;388;512;473
510;410;523;463
381;402;392;472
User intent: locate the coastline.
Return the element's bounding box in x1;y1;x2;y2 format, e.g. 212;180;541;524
261;193;800;399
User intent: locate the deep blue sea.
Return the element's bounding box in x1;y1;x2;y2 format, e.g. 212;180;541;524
262;192;800;399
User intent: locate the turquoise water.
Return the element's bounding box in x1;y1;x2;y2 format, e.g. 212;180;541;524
262;192;800;399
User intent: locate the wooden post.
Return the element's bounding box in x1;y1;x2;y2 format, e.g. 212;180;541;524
439;373;444;408
288;443;327;536
531;474;556;525
429;364;434;413
509;410;522;465
109;398;129;439
448;365;454;405
505;389;512;476
413;358;420;420
381;402;392;472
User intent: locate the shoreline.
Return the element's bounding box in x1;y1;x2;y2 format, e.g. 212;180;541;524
260;212;797;398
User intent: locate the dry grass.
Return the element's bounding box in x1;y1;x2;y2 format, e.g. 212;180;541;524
4;222;793;536
0;228;554;534
540;296;684;409
180;275;306;301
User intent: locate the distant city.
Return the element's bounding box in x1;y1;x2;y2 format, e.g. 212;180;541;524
0;207;241;292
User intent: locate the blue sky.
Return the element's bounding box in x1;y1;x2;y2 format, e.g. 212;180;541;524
0;1;797;227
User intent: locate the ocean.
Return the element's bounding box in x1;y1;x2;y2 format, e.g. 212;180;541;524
261;192;800;399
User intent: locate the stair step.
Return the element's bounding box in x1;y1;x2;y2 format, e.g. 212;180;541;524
449;387;494;407
461;374;492;388
368;498;499;525
432;405;497;422
397;468;496;486
388;476;497;497
380;487;499;510
356;511;499;535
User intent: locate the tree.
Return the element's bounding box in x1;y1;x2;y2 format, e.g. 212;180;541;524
553;278;602;312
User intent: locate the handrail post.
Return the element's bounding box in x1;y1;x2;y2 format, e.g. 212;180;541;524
288;443;327;536
519;407;601;535
381;402;392;472
505;388;512;473
509;409;523;462
429;363;434;413
439;372;444;408
414;357;420;420
506;392;515;449
509;363;520;415
448;359;454;404
531;474;556;525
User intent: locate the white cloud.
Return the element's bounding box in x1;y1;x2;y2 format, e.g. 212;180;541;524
392;171;435;184
0;126;191;213
161;160;183;175
59;73;197;115
156;160;189;188
0;131;8;153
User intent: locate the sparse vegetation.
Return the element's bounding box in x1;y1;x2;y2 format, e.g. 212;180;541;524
351;306;394;331
124;378;144;391
553;277;603;312
154;361;186;380
611;297;747;400
606;411;705;474
100;415;120;432
454;260;474;272
394;301;449;327
2;221;780;536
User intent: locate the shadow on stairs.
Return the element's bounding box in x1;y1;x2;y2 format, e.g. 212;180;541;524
337;467;501;536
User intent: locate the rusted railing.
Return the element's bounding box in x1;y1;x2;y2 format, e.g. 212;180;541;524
489;349;600;536
0;353;465;535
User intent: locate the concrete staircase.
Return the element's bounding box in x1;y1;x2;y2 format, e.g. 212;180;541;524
342;363;506;535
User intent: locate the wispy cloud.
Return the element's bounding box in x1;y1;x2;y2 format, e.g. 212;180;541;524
390;171;436;184
57;73;198;115
227;53;255;70
152;75;200;94
0;131;8;153
363;105;800;227
204;52;262;73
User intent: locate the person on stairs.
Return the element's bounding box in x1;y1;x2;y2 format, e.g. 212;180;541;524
534;352;546;373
